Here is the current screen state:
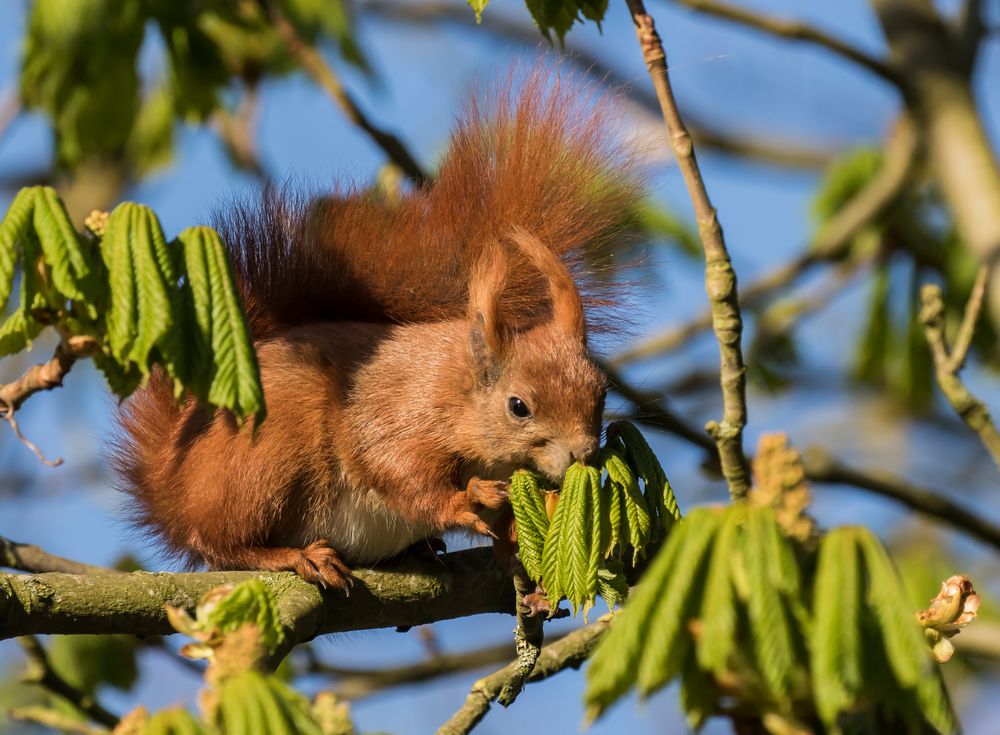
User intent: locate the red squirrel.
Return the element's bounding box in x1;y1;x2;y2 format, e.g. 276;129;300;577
114;73;642;590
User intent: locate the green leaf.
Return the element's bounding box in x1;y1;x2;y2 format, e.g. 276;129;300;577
542;463;598;613
696;503;742;674
0;187;36;311
48;635;138;694
509;469;548;582
216;671;322;735
744;507;796;707
32;186;98;315
145;708;209;735
854;265;891;386
597;560;629;609
810;528;863;727
204;580;285;654
585;507;722;717
196;226;265;422
20;0;145;168
855;531;932;689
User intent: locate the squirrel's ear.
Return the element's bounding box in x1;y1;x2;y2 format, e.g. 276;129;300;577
508;228;587;345
468;253;507;384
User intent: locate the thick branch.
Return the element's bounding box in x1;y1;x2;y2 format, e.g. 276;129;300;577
435;616;611;735
0;549;513;643
612;114;920;365
625;0;750;498
262;0;428;185
873;0;1000;262
671;0;897;83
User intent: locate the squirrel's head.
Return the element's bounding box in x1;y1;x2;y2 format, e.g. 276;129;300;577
464;230;606;484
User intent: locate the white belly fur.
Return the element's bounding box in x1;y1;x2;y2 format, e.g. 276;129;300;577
290;485;436;565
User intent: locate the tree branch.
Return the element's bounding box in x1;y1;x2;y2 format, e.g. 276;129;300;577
625;0;750;498
0;536;119;575
919;271;1000;470
801;448;1000;552
611;114;920;366
18;635;120;729
360;0;839;171
435;615;611;735
873;0;1000;263
261;0;429;185
0;549;513;643
670;0;898;84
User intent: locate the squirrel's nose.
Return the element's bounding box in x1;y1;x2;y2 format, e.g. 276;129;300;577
570;439;598;465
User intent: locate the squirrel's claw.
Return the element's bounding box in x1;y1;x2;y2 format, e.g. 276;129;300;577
295;539;355;592
467;479;511;510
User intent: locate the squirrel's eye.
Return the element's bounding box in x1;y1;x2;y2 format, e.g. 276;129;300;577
508;396;531;419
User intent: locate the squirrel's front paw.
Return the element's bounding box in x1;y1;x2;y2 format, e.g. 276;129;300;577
467;478;510;509
294;540;355;592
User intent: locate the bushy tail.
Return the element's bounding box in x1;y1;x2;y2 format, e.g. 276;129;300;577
214;68;645;338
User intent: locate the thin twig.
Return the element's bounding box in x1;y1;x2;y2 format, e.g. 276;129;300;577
435;616;611;735
18;636;120;729
496;562;543;706
0;335;98;464
360;0;839;171
919;271;1000;470
0;536;119;575
262;0;428;185
945;263;991;373
625;0;750;498
802;448;1000;552
670;0;898;84
612;114;920;366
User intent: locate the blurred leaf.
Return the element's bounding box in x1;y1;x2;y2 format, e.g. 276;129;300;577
467;0;490;22
143;708;210;735
854;264;891;386
522;0;607;43
20;0;145;168
634;200;701;257
128;84;177;175
215;671;322;735
48;635;139;694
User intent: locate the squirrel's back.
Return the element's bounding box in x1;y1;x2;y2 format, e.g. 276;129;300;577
214;70;643;338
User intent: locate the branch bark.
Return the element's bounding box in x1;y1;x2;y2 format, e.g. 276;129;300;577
0;536;119;575
919;269;1000;470
0;549;513;643
873;0;1000;262
435;615;611;735
625;0;750;499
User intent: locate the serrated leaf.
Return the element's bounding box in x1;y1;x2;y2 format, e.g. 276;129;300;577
0;187;36;311
32;186;96;313
194;226;265;422
510;469;548;581
597;560;629;609
855;530;933;689
744;507;796;707
585;508;721;716
696;503;742;673
811;528;863;727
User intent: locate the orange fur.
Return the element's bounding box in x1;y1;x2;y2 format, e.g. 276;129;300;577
114;70;643;588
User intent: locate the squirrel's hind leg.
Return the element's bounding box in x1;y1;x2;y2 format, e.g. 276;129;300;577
219;540;355;591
